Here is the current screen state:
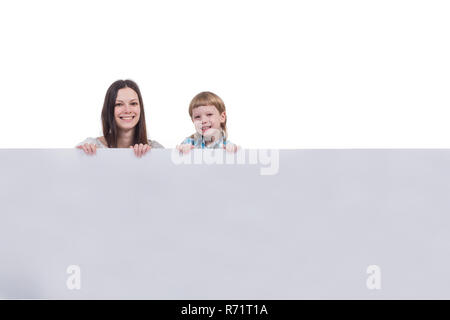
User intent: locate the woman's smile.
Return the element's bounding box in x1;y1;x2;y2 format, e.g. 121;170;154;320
119;115;136;122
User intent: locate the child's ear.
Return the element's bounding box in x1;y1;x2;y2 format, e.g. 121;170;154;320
220;111;226;123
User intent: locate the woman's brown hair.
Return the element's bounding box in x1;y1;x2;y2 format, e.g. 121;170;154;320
101;79;148;148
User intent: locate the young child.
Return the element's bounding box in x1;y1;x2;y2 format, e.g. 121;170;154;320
177;91;238;153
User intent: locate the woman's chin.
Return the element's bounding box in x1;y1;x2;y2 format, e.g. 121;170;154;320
116;122;138;131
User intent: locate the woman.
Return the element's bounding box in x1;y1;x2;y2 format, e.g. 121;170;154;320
77;79;163;157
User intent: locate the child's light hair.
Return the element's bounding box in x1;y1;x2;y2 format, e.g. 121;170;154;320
188;91;227;136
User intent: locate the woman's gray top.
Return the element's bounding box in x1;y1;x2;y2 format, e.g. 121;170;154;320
78;137;164;149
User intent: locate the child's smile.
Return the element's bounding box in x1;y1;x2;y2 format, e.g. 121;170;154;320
202;125;212;133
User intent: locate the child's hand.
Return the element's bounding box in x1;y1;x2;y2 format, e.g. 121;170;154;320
77;143;97;155
224;143;239;153
130;143;151;158
177;144;194;154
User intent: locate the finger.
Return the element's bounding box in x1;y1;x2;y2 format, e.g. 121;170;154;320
136;144;142;157
84;143;92;155
143;144;150;156
88;144;95;155
139;143;145;157
136;143;142;157
226;144;237;153
81;144;88;154
133;144;139;156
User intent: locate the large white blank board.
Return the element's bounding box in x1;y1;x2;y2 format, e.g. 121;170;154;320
1;149;450;299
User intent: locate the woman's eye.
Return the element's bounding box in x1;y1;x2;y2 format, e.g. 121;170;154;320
131;102;138;106
115;103;122;107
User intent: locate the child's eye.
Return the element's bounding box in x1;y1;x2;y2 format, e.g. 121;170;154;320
194;116;200;119
207;114;213;116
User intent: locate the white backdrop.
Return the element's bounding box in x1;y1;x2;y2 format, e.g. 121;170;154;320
0;0;449;149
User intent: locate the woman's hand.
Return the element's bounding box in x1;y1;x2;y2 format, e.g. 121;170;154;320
224;143;239;153
130;143;151;157
77;143;97;155
177;144;194;154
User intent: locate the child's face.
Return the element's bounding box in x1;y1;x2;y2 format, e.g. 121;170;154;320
192;105;226;136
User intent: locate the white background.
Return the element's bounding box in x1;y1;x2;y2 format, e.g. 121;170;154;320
0;0;449;149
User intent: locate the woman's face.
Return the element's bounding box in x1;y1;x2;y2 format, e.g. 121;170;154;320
114;87;141;131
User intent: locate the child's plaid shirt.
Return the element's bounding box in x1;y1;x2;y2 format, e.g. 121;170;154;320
180;130;231;149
